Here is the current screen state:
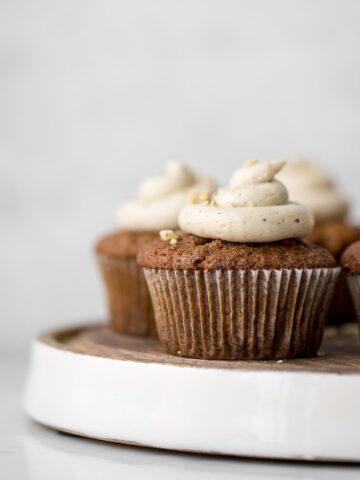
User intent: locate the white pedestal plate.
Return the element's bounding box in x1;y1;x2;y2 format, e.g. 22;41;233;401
25;323;360;462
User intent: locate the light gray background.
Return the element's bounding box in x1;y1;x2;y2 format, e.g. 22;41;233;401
2;0;360;352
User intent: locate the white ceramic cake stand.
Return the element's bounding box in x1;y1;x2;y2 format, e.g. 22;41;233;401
25;323;360;462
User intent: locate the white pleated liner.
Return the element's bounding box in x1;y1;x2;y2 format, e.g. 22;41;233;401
144;267;340;360
97;255;156;336
347;275;360;324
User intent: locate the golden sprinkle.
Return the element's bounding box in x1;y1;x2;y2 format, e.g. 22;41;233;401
159;229;179;245
187;189;214;205
159;229;176;241
186;190;198;205
244;158;257;168
199;191;211;203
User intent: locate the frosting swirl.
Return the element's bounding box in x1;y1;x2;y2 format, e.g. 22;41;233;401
179;160;314;243
276;159;349;223
117;161;214;231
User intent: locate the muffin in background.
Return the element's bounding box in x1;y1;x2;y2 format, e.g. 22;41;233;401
96;231;157;336
276;158;360;255
276;159;349;225
96;160;215;336
306;218;360;325
139;160;339;360
307;221;360;260
341;241;360;326
278;158;360;325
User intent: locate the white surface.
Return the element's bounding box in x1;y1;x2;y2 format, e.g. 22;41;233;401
2;353;360;478
25;338;360;463
2;1;360;353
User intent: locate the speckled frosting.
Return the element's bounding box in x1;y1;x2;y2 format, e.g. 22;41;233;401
179;160;314;243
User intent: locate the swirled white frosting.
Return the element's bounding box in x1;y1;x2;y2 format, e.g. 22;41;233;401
276;159;349;223
179;160;314;243
117;161;215;231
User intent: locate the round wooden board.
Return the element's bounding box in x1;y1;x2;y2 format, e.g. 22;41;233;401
40;323;360;374
25;323;360;462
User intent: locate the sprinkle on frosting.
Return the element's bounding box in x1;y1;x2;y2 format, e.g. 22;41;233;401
178;159;314;243
117;161;215;231
186;189;213;205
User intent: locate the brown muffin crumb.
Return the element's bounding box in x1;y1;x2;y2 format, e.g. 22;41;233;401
96;230;157;258
307;221;360;259
341;240;360;275
137;233;336;270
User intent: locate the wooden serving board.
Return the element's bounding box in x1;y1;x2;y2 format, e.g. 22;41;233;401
41;323;360;374
25;323;360;462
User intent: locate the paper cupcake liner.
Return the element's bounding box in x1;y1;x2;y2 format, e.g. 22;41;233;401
144;267;340;360
97;255;157;336
346;275;360;326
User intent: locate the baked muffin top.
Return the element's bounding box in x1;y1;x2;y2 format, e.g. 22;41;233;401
96;230;157;258
341;240;360;275
307;221;360;259
138;233;336;270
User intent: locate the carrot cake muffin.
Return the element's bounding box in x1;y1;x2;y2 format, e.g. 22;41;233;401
278;158;360;325
139;160;339;360
96;160;214;336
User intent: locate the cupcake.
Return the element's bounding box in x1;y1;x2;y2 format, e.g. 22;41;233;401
341;241;360;324
278;158;360;324
96;160;214;336
139;160;339;360
276;159;349;225
276;158;360;255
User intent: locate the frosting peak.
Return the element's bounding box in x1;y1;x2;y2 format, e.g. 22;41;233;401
137;160;197;203
117;161;215;232
230;159;286;188
214;159;288;209
179;160;314;243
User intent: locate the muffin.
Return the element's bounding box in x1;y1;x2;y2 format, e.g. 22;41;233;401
96;160;215;336
278;158;360;325
139;160;339;360
276;159;349;225
277;158;360;255
341;241;360;325
307;221;360;260
96;231;158;336
306;221;360;324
